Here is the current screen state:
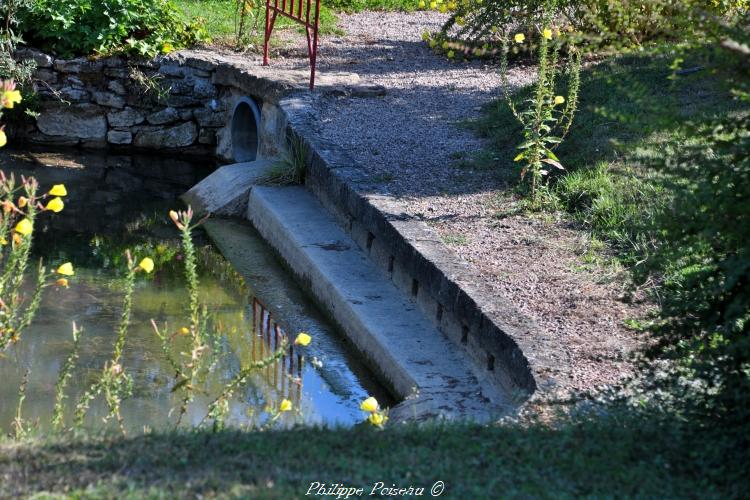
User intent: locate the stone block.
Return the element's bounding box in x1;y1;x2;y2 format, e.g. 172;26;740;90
37;103;107;140
134;121;197;148
146;107;179;125
54;58;104;74
93;91;126;109
107;107;145;127
107;130;133;145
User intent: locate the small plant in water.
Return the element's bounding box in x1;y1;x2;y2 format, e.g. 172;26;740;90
74;252;153;434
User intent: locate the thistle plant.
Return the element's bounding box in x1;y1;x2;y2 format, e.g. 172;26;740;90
500;4;582;207
74;252;154;434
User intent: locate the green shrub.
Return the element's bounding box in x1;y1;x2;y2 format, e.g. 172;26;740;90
426;0;749;56
17;0;210;57
639;101;750;426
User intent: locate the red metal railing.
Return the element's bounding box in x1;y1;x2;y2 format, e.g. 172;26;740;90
263;0;322;90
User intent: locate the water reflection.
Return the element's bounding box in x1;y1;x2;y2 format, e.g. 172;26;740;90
0;148;385;432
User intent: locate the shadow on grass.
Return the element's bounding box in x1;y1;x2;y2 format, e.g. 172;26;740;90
473;47;744;177
1;411;747;498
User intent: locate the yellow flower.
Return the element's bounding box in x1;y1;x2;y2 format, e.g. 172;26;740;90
368;412;387;427
418;0;426;8
12;233;21;246
56;278;69;288
0;236;6;246
554;95;566;105
543;28;553;40
18;196;28;208
179;327;190;336
45;197;64;213
514;33;525;44
161;42;175;54
138;257;155;273
0;129;6;148
360;396;379;413
294;332;312;346
429;1;436;9
49;184;67;197
279;399;292;412
57;262;74;276
14;218;32;236
1;89;22;109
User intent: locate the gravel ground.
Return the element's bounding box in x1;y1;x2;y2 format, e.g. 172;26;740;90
272;12;651;401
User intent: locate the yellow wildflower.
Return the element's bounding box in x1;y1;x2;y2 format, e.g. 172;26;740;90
138;257;155;273
56;262;74;276
179;327;190;336
279;399;293;412
14;218;32;236
0;128;6;148
12;233;21;246
0;236;6;245
56;278;69;288
514;33;525;44
543;28;553;40
554;95;566;105
368;412;387;427
49;184;67;197
1;89;21;109
294;332;312;346
360;396;379;413
45;197;64;213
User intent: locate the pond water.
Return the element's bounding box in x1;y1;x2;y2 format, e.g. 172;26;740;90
0;148;389;432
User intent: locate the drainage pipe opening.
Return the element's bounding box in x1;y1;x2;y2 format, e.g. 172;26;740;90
231;97;262;162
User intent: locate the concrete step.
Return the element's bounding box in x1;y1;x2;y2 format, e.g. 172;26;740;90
247;186;512;422
181;159;275;216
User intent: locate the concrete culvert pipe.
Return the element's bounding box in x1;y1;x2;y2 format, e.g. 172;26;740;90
231;97;262;162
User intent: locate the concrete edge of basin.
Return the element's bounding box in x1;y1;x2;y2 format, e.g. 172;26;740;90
272;94;566;404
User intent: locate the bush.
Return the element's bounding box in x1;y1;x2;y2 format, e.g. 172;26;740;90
17;0;210;57
426;0;749;56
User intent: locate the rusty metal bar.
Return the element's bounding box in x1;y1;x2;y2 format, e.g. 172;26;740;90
264;0;321;90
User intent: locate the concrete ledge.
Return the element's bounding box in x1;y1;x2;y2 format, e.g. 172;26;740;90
246;186;511;421
276;95;561;401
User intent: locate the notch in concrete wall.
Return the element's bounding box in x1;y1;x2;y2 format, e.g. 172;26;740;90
232;97;262;162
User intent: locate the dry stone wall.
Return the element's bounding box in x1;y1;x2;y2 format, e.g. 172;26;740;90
13;48;229;156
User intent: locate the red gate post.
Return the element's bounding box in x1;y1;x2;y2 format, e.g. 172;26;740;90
264;0;322;90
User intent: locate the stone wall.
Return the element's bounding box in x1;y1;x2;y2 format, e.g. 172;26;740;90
13;48;231;156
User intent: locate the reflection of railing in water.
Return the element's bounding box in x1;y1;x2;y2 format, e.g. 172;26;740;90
251;297;303;409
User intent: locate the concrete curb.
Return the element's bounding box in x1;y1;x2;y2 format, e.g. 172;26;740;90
275;95;562;402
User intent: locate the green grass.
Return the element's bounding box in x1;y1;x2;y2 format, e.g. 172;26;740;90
173;0;342;46
173;0;415;47
1;411;747;498
474;47;746;262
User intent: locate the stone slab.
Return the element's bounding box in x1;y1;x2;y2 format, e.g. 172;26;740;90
180;159;275;216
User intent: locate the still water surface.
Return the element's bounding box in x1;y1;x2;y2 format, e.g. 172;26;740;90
0;148;387;432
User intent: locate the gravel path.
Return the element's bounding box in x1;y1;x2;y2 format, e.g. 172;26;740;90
273;12;650;401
